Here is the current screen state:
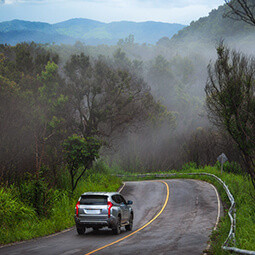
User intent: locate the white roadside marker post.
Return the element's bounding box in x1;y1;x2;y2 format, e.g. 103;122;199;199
217;153;228;175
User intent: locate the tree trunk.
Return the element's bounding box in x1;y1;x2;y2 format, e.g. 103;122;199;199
243;153;255;189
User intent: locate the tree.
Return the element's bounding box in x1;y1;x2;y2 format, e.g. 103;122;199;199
224;0;255;26
156;37;171;47
63;135;101;192
117;35;135;46
0;43;63;183
31;61;67;177
64;53;155;141
147;55;174;99
0;74;30;182
205;43;255;187
125;34;135;45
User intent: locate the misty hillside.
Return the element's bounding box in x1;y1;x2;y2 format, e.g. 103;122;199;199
0;19;185;45
169;4;255;44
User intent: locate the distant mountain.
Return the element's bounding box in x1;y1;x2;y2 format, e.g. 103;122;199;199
0;30;75;45
0;19;55;34
0;18;185;46
53;19;185;45
53;18;105;38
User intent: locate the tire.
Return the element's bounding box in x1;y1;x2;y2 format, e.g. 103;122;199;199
76;225;86;235
112;216;121;235
125;213;133;231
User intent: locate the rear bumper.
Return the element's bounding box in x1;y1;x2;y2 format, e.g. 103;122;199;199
74;215;117;228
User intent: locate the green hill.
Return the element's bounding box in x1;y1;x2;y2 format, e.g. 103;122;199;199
169;4;255;44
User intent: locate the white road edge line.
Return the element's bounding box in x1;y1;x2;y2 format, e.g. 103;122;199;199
204;183;221;254
210;183;221;231
118;182;126;193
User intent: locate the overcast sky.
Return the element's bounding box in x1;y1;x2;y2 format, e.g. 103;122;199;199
0;0;224;24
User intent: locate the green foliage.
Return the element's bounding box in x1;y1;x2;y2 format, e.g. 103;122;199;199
149;102;176;129
89;159;111;175
64;52;157;141
63;135;101;191
0;43;68;183
215;161;243;175
171;3;254;43
0;169;122;245
63;135;101;170
15;43;33;74
0;187;36;229
205;43;255;187
18;175;58;217
182;162;198;170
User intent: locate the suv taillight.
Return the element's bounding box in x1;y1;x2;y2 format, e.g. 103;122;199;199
76;201;80;217
107;201;113;218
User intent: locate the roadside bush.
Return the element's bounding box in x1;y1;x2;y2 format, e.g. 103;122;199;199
215;161;243;175
18;176;58;217
0;187;35;228
181;161;197;171
0;169;122;245
90;159;110;175
55;167;70;191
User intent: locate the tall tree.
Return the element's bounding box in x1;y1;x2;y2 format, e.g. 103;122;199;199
64;53;155;141
31;61;67;177
205;43;255;187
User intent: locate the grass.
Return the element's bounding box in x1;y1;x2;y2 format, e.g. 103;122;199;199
117;166;255;254
0;170;122;245
1;161;254;255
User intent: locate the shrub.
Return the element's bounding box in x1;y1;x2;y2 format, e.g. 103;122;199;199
18;176;57;217
215;161;243;175
0;187;35;228
90;159;110;175
182;161;197;171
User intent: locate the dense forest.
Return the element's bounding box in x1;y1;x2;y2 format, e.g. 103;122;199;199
0;42;172;185
1;39;247;184
1;0;254;185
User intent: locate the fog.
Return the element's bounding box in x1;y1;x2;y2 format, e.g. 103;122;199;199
96;31;255;172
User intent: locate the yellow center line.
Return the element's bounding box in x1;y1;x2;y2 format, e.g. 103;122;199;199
84;180;170;255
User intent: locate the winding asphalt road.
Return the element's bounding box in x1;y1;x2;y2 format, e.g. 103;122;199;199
0;179;223;255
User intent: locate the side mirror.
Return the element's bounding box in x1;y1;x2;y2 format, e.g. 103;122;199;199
127;200;133;205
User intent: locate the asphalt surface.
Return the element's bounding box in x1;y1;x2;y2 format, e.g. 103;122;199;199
0;179;222;255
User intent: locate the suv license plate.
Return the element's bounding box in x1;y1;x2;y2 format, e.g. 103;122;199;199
85;209;101;214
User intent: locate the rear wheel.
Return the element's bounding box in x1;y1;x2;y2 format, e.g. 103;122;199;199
125;213;133;231
112;216;121;235
76;224;86;235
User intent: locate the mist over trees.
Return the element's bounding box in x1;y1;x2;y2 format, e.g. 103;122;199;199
1;1;255;248
0;0;255;188
0;42;163;187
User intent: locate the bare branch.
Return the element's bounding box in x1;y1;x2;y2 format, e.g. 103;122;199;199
224;0;255;26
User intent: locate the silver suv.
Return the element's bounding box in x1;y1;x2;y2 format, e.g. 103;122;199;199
74;192;134;235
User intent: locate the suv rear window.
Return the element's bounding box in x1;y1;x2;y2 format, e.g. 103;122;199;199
80;195;108;205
